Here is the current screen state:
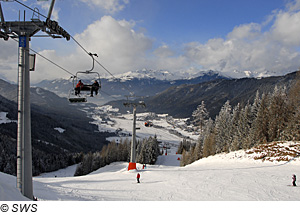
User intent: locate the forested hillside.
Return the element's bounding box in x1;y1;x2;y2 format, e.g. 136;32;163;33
180;72;300;166
0;79;111;176
143;71;298;118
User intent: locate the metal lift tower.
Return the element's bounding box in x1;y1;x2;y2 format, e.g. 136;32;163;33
0;0;70;199
123;98;146;170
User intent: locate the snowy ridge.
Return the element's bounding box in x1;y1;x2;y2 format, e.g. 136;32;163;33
114;69;175;81
112;69;279;81
112;69;223;81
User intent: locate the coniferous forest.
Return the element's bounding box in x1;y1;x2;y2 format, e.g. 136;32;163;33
179;73;300;166
75;136;160;176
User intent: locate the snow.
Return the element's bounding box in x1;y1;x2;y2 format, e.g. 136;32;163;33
37;165;77;178
0;112;17;124
31;143;300;201
0;172;29;201
1;147;299;202
54;127;65;133
112;69;223;81
90;106;198;144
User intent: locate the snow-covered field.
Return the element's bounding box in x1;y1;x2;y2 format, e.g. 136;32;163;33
90;105;198;144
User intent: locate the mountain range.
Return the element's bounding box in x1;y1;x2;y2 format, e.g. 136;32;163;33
34;69;299;119
34;70;228;105
106;71;298;118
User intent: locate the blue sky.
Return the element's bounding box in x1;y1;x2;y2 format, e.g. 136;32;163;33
118;0;285;44
1;0;300;83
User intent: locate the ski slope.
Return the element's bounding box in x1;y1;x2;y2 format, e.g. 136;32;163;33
2;147;299;201
30;147;299;201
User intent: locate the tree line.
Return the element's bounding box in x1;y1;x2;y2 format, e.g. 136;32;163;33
75;136;160;176
180;74;300;166
0;132;82;176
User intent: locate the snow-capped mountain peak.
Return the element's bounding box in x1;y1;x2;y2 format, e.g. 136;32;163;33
113;69;176;81
113;69;225;81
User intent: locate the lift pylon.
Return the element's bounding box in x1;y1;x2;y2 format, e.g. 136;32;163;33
124;97;146;170
0;0;70;199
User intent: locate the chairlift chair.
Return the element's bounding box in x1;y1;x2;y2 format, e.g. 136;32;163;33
68;53;101;103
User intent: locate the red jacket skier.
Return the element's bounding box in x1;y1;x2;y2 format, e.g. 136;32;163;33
75;80;84;95
137;173;140;183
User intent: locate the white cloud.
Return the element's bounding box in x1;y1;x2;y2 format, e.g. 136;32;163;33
227;23;261;40
3;1;300;84
182;2;300;78
0;40;19;82
74;16;152;76
153;45;176;58
271;10;300;46
79;0;129;14
36;1;60;21
1;15;152;83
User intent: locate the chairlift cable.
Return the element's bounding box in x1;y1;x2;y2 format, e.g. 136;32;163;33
70;35;134;95
29;46;75;77
14;0;47;19
10;37;75;77
10;37;127;103
10;0;135;96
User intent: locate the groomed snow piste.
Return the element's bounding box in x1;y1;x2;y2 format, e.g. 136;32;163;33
1;143;299;201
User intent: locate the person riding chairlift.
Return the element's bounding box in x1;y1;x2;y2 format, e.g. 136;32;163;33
75;80;84;96
90;80;100;97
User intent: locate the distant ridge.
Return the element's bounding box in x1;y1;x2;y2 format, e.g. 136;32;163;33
106;71;298;118
34;70;228;105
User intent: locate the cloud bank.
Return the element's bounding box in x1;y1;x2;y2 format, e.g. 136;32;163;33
182;0;300;77
1;0;300;83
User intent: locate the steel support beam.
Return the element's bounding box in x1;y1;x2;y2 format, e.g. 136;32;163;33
17;34;33;199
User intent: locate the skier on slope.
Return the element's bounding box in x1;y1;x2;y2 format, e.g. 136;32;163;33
137;173;140;183
292;174;296;186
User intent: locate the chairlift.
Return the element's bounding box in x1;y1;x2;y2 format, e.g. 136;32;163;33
68;53;101;103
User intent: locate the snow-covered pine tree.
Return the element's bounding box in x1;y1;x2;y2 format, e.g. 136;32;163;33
192;101;209;132
268;86;289;141
252;93;270;144
249;91;261;147
136;136;160;165
230;103;241;151
239;104;252;149
214;100;232;153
